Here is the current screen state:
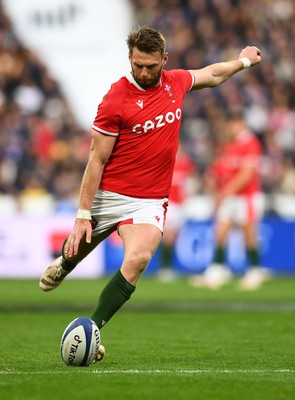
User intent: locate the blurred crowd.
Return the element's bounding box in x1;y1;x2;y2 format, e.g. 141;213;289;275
0;1;91;214
1;0;295;217
132;0;295;200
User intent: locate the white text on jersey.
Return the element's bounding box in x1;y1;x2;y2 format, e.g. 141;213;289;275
132;108;181;134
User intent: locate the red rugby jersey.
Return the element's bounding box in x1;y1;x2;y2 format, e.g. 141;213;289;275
170;151;196;204
210;131;262;195
92;69;194;198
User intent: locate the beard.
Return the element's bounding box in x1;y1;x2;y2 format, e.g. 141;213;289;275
131;67;163;89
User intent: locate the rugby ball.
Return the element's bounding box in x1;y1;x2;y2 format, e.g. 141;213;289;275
60;317;100;366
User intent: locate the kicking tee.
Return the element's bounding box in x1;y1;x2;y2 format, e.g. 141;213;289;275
92;69;194;198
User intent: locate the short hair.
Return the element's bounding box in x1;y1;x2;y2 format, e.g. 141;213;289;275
127;26;166;56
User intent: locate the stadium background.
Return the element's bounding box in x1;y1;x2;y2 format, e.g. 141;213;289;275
1;0;295;278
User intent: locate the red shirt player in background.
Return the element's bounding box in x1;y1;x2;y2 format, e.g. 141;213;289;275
39;26;262;360
190;111;271;290
158;143;197;282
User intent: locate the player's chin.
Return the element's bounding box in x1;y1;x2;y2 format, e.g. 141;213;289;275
139;78;159;89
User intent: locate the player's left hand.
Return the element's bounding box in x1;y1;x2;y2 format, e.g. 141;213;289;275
239;46;262;66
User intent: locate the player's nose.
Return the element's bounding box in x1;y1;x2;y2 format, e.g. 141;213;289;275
141;67;149;77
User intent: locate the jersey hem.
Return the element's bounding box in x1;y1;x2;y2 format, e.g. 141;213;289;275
92;125;119;137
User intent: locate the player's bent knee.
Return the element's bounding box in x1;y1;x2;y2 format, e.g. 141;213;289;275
122;267;147;285
131;252;152;271
122;250;153;282
137;250;153;266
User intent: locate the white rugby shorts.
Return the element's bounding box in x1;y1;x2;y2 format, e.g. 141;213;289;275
90;189;169;235
216;193;264;225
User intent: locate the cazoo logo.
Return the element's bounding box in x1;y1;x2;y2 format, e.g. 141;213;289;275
132;108;181;134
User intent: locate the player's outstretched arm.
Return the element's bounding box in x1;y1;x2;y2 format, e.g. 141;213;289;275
64;131;116;258
189;46;261;90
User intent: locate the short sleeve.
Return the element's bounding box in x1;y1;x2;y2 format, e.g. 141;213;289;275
92;86;122;137
168;69;195;94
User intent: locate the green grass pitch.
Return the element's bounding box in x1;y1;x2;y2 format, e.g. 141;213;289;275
0;276;295;400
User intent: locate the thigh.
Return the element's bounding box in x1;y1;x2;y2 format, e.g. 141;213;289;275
119;223;162;257
118;223;162;285
216;197;236;223
215;220;232;246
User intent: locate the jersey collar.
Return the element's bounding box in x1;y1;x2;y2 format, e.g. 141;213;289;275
126;72;146;91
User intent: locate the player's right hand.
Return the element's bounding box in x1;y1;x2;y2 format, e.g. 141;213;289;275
64;219;92;258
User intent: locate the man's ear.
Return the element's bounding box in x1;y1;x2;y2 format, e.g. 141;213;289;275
163;52;169;66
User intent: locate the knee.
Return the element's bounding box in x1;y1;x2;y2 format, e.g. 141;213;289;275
132;250;153;271
122;250;153;282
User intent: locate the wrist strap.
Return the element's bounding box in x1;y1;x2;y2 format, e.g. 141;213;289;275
240;57;251;68
76;209;91;220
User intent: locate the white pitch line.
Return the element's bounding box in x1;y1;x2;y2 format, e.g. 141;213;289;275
0;369;294;375
92;369;294;374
